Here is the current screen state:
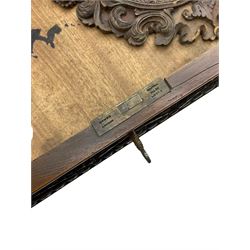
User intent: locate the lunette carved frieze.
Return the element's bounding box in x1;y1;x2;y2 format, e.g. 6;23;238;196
54;0;219;46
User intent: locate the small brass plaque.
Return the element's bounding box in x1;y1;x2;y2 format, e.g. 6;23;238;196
91;79;170;136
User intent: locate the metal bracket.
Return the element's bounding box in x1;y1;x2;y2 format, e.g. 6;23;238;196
91;78;171;136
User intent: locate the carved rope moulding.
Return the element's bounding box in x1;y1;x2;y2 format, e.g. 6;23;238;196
54;0;219;46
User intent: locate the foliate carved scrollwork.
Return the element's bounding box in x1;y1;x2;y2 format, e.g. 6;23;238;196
54;0;219;46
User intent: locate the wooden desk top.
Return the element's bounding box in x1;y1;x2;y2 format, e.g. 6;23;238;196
32;0;218;160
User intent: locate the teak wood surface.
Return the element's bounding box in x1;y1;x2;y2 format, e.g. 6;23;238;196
32;46;219;206
32;0;218;160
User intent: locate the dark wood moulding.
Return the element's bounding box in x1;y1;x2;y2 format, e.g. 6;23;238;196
32;46;219;207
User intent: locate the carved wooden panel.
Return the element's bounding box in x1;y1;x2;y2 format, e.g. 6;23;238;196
54;0;219;46
32;0;219;205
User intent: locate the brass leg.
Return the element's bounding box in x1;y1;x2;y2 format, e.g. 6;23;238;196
130;131;151;164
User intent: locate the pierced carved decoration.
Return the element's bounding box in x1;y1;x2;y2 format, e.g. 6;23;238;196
54;0;219;46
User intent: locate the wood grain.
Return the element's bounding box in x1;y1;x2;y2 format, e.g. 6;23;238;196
32;46;219;206
32;0;218;160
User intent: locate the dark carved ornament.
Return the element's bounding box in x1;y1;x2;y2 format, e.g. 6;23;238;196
54;0;219;46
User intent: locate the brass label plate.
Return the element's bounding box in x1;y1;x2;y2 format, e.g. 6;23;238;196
91;79;171;136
